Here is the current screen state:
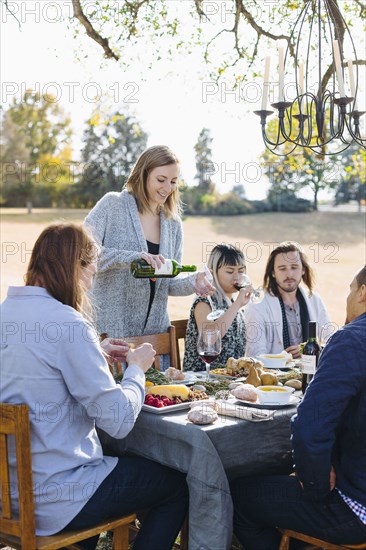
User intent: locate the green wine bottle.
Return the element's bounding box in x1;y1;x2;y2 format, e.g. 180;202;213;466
130;258;197;278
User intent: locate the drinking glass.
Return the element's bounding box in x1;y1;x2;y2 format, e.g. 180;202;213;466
197;326;222;381
233;273;264;304
201;265;226;321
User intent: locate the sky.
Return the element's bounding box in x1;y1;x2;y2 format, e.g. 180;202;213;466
1;0;365;200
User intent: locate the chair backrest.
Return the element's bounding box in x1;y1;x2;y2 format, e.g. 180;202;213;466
125;326;178;371
171;319;188;368
0;403;36;549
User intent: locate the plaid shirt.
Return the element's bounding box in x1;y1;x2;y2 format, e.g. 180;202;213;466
338;489;366;525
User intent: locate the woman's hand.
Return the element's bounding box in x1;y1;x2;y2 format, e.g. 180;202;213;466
101;338;130;361
140;252;166;282
193;271;216;296
235;287;252;308
127;343;156;373
140;252;166;270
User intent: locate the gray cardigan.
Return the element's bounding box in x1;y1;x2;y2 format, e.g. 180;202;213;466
84;190;195;338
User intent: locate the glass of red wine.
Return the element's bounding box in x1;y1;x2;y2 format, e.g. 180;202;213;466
197;326;222;381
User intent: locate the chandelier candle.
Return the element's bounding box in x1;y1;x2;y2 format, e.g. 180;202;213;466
261;56;271;111
130;259;197;278
278;45;285;102
347;60;358;110
333;40;346;98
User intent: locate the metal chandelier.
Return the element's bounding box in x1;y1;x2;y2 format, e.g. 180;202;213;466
255;0;366;156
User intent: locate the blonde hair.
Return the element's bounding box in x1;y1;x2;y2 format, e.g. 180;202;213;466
207;244;246;308
25;223;98;314
125;145;182;219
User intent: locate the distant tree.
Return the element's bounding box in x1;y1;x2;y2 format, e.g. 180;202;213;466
335;144;366;211
0;91;72;209
76;111;148;207
194;128;216;194
231;184;246;200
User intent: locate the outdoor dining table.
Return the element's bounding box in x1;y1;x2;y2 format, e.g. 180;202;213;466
99;389;297;550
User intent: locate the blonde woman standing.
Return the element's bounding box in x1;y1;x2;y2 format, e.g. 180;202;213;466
85;146;213;364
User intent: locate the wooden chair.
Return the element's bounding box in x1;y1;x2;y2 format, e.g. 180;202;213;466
171;319;188;368
0;403;135;550
279;529;366;550
125;325;179;371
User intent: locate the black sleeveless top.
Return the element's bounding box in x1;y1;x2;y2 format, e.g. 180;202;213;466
144;240;159;328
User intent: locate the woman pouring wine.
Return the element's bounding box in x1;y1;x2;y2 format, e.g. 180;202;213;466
84;145;213;369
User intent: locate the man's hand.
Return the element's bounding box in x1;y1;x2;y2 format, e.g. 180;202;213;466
127;343;156;373
330;465;336;490
101;338;130;360
285;344;301;359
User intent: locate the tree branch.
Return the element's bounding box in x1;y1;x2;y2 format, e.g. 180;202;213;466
354;0;366;17
71;0;120;60
2;0;21;29
321;59;366;93
237;0;295;58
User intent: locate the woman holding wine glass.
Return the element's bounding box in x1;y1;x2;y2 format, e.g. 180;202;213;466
84;145;213;370
183;244;252;372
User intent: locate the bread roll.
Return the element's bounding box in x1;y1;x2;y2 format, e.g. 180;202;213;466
231;384;258;402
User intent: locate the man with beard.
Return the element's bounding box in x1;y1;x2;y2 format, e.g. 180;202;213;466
245;241;331;358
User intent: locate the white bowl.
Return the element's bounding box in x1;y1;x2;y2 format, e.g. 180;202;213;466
255;385;295;405
258;354;289;368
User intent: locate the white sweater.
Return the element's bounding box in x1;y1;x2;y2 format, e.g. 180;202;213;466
244;288;332;356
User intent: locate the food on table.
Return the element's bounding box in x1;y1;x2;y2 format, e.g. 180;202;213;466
165;367;185;380
245;365;262;387
144;384;208;408
231;383;258;402
145;367;170;385
192;384;206;392
285;379;302;390
259;371;278;385
259;350;292;367
228;381;245;390
147;384;190;400
256;385;295;405
187;402;218;425
225;356;264;377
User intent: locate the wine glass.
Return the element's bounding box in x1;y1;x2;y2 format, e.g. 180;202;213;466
197;326;222;381
202;265;226;321
233;273;264;304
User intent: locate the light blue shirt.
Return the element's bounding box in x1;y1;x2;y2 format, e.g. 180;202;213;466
0;286;145;535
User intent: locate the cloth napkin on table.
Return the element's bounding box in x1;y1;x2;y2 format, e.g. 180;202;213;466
216;401;275;422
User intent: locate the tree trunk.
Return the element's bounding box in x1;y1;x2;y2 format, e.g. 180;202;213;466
313;189;318;211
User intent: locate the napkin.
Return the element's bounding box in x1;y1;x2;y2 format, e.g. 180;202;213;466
216;401;275;422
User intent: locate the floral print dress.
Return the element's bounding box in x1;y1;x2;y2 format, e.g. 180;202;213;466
183;294;246;372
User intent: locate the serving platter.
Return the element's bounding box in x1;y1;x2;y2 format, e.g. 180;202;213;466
209;373;246;381
235;395;301;409
171;373;198;385
142;402;191;414
258;360;296;370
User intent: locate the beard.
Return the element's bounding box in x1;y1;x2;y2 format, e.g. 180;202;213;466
276;279;301;293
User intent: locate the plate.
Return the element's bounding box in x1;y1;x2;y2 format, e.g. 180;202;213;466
259;360;296;370
235;395;301;409
170;373;197;385
142;402;191;414
210;373;246;380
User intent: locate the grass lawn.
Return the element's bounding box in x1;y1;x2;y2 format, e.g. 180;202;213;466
1;207;365;327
